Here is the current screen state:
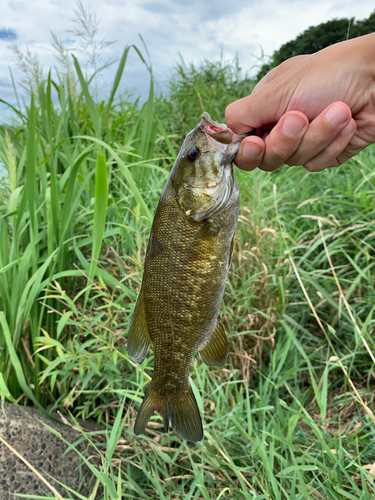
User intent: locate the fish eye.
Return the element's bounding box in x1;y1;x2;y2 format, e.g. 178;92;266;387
186;146;200;162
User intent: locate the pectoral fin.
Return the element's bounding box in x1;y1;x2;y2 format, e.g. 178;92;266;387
198;316;228;367
127;289;152;363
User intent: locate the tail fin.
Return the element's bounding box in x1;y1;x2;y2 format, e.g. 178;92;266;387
134;385;203;442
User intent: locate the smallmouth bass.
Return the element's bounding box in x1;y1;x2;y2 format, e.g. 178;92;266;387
128;112;246;441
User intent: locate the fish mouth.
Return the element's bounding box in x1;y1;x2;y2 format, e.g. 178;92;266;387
201;112;235;145
201;112;229;133
190;180;219;190
200;112;246;156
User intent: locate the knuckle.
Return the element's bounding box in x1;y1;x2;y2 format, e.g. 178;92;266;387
324;141;346;159
284;151;305;167
303;161;327;172
328;159;340;168
259;164;279;172
284;157;300;167
335;154;349;167
280;140;298;158
267;143;294;163
305;131;325;149
303;163;317;172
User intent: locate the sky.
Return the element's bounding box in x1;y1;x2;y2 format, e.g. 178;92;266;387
0;0;374;119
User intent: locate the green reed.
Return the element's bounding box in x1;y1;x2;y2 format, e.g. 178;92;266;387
0;44;173;407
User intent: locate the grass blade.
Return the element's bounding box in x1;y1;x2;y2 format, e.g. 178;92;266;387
0;312;44;412
104;45;132;123
89;153;108;279
72;54;100;137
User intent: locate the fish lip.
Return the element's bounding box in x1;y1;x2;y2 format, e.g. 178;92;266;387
203;126;244;156
201;112;228;133
189;181;219;190
200;111;247;147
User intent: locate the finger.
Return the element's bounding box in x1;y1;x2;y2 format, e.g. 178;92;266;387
233;112;309;172
286;102;352;167
303;119;357;171
225;81;291;134
232;136;265;171
258;112;309;172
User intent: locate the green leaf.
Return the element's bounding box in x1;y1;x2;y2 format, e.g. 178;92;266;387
72;55;100;137
56;311;74;339
0;312;45;413
106;395;127;462
89;153;108;282
104;45;132;123
278;465;318;476
0;372;15;404
74;135;153;228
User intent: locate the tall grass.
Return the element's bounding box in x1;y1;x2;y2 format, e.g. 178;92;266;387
0;44;173;408
0;43;375;499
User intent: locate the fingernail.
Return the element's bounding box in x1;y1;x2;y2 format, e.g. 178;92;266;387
282;115;306;137
242;142;263;160
325;104;349;127
342;120;355;135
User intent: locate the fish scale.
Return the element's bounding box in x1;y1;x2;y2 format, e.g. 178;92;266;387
127;112;245;441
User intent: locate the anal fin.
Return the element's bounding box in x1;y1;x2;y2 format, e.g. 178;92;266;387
198;316;228;367
127;288;152;363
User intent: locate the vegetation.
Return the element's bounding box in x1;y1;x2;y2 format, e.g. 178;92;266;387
0;16;375;500
257;10;375;78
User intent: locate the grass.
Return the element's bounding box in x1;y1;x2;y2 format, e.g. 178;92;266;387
0;36;375;499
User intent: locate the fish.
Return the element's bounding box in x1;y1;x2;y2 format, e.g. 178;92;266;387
127;112;246;442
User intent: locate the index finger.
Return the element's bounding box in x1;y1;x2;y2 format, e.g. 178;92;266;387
225;82;289;134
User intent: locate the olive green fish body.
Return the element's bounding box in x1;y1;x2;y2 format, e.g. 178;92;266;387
128;113;243;441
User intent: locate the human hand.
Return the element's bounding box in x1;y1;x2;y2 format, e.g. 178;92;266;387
226;33;375;172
